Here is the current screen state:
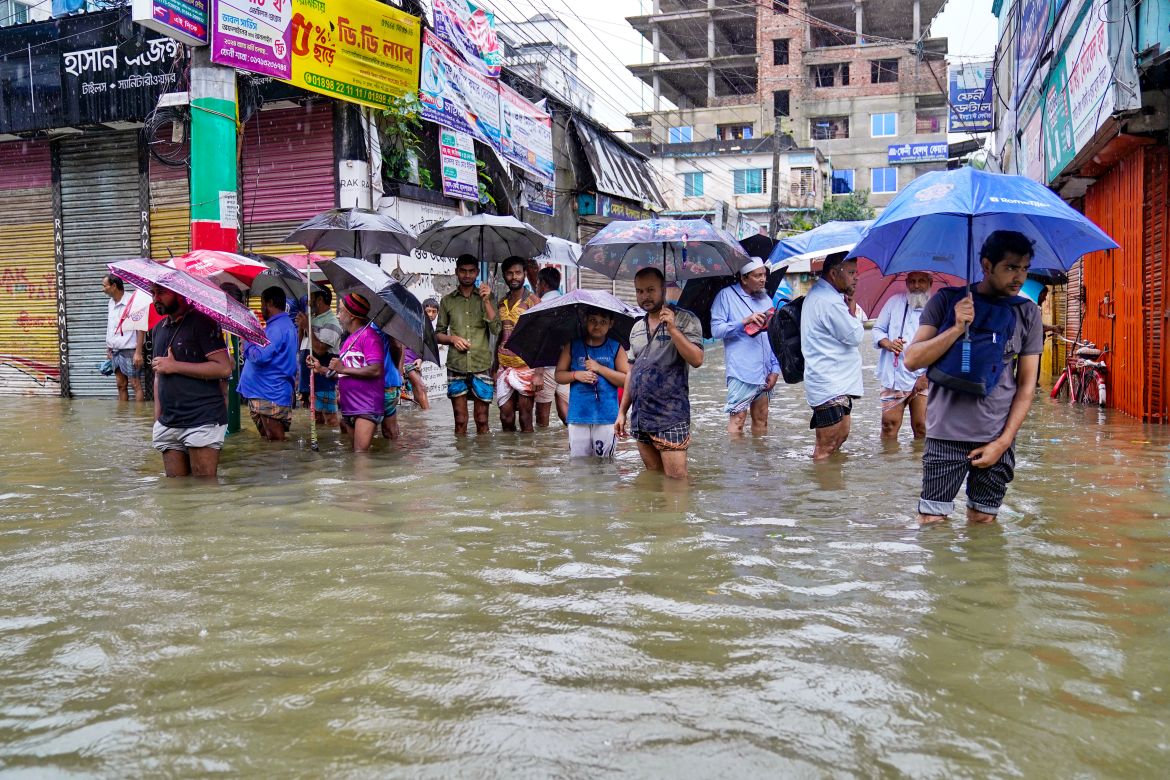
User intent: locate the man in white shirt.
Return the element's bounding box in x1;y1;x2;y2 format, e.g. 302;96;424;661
102;274;146;402
873;272;932;439
800;253;863;460
535;265;569;426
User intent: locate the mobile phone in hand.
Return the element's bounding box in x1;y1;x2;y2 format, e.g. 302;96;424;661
744;308;775;336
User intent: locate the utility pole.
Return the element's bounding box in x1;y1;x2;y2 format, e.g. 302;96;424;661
769;115;782;239
189;48;242;432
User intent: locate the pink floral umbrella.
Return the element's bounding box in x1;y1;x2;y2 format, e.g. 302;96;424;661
853;258;964;318
107;258;269;345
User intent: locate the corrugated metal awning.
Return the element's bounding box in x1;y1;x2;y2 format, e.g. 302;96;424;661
571;119;664;210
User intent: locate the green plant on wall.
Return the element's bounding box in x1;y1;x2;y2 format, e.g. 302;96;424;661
378;94;433;189
476;160;496;209
816;190;875;224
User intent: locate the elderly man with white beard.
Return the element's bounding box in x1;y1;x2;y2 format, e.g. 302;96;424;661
710;257;780;436
873;271;933;440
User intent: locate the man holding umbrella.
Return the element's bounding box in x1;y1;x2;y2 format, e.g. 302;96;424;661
149;288;233;477
435;254;500;435
873;271;933;440
904;231;1044;525
710;257;780;436
238;287;299;441
308;293;385;452
495;256;544;432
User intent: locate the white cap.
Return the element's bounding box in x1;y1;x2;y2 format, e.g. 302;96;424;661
740;257;766;275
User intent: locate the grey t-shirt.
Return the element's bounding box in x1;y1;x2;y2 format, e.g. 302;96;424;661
920;287;1044;443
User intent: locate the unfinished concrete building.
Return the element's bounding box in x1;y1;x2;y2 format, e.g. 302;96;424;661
627;0;950;221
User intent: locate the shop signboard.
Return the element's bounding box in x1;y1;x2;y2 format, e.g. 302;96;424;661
519;173;554;216
431;0;502;78
1014;0;1050;107
210;0;292;79
440;129;479;202
132;0;209;46
284;0;420;109
1042;0;1112;182
887;142;948;165
498;81;554;185
948;61;994;133
419;30;501;149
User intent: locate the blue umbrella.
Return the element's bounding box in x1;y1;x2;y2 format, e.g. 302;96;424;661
845;167;1118;280
769;220;874;268
578;218;751;281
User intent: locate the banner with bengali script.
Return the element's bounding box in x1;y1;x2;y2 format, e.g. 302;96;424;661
440;128;479;202
499;81;554;186
285;0;420;109
418;29;501;149
431;0;501;78
210;0;292;79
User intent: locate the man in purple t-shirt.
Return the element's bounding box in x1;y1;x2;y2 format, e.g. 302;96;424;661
308;293;384;452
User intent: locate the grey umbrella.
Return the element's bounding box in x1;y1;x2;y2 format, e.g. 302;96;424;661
285;208;418;258
316;257;440;365
415;214;547;262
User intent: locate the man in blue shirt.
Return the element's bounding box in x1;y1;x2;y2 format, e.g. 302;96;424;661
711;257;780;436
239;287;300;441
800;252;864;460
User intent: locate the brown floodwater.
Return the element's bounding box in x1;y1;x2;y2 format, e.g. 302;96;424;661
1;344;1168;776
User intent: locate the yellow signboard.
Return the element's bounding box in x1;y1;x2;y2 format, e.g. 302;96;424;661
288;0;420;109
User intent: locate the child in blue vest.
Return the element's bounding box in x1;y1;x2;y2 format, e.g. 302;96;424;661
555;307;629;458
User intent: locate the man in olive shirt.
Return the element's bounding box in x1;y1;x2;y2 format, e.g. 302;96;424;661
435;254;501;434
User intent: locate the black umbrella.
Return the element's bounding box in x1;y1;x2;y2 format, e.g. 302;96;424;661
285;208;418;259
316;257;439;364
677;276;737;339
740;232;775;260
506;289;642;367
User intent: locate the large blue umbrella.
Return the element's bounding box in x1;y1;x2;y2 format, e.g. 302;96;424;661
578;218;751;282
845;167;1118;280
769;220;873;268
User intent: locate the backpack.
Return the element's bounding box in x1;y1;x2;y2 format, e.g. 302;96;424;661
768;295;805;384
927;286;1030;396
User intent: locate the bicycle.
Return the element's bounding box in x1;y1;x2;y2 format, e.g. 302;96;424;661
1050;334;1108;407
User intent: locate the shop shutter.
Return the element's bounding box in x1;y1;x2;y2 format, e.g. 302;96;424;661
240;104;334;254
148;152;190;260
59;133;144;398
1143;146;1168;422
0;140;59;396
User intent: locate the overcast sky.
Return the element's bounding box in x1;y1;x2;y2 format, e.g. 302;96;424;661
489;0;1000;130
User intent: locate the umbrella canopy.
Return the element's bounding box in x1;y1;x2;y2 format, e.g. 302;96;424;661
284;208;418;258
853;261;965;317
769;220;873;270
677;276;737;339
245;253;323;300
505;288;642;368
316;257;439;364
578;218;752;281
108;258;268;345
117;287;156;333
279;253;330;282
166;250;269;294
739;232;775;261
532;236;582;267
846;167;1119;279
415;214;548;261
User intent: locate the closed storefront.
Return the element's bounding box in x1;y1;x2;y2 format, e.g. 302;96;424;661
149;152;190;260
58;133;144;398
0;141;59;396
240;104;335;256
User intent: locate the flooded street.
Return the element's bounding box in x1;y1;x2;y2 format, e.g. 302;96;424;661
2;344;1169;777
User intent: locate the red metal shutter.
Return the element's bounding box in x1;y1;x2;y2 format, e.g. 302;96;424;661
240;104;336;252
1143;146;1168;422
0;141;60;396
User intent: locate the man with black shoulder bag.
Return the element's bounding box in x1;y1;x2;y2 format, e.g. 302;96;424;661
903;231;1044;526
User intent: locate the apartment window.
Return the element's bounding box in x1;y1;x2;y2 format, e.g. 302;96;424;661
872;167;897;193
813;65;836;88
668;126;693;144
773;90;790;117
793;168;817;200
773;0;789;13
1;0;29;25
831;169;855;194
733;169;767;195
717;124;753;140
871;59;899;83
810;116;849;140
916;112;944;134
682;172;705;198
871;112;897;137
773;39;789;66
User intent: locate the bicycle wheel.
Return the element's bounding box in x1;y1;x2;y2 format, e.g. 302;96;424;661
1082;369;1107;407
1051;370;1071;402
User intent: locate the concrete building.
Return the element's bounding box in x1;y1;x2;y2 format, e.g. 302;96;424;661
625;0;950;220
496;13;597;118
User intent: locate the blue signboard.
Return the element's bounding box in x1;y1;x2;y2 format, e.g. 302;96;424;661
887;142;948;165
949;61;994;133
